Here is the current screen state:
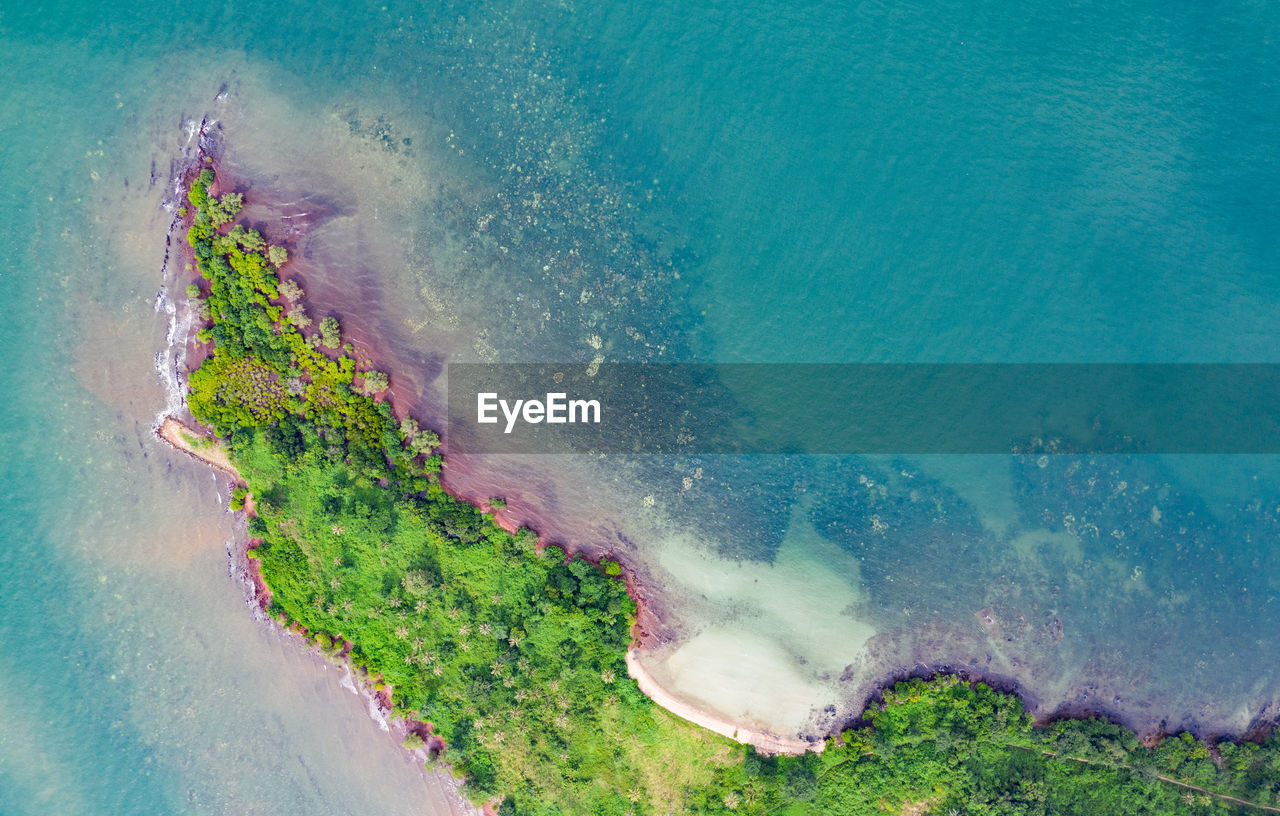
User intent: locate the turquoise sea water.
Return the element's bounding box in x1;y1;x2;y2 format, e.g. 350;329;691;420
2;0;1279;811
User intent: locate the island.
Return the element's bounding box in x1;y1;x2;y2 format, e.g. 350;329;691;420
158;160;1280;815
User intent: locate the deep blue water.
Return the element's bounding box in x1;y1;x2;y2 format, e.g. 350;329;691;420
2;0;1279;811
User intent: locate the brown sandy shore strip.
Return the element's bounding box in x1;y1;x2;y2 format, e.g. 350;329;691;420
624;651;823;756
156;416;241;481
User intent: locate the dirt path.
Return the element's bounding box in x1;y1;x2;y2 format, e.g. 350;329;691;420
1025;746;1280;813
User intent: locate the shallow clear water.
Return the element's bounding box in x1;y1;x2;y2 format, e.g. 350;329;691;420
3;0;1280;810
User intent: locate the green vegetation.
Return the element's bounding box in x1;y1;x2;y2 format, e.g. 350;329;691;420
227;223;265;253
359;370;390;395
286;303;312;329
278;278;303;301
268;244;289;266
696;677;1280;815
399;416;440;456
182;167;1280;815
180;431;214;451
318;315;341;348
403;732;427;750
202;188;242;227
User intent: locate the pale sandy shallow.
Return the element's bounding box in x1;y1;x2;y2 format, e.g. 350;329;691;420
625;651;823;756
